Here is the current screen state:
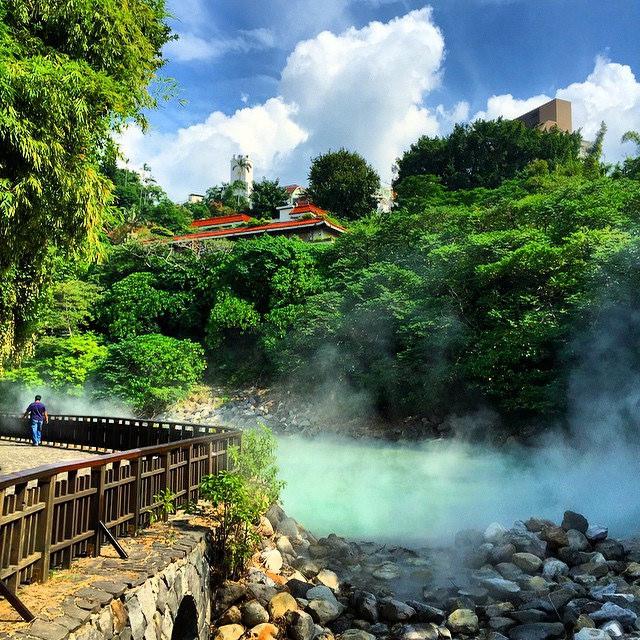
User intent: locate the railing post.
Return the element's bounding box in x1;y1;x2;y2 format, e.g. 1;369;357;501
8;482;27;592
128;458;141;535
34;479;55;582
62;471;78;568
89;466;106;557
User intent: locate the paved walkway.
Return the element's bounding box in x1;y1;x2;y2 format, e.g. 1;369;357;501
0;440;95;477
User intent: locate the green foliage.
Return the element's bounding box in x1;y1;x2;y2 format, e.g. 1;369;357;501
199;471;263;579
395;118;582;191
205;181;251;213
0;333;108;394
0;0;171;367
40;279;103;337
95;334;205;416
151;489;176;523
228;424;285;506
251;178;289;218
99;272;172;340
206;292;261;350
307;148;381;220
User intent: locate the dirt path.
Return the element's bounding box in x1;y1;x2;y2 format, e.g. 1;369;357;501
0;439;96;477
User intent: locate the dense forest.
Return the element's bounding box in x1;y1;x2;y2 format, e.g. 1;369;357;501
3;2;640;433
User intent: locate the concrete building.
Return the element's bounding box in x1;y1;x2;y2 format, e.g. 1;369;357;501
230;154;253;198
514;98;572;133
186;193;205;204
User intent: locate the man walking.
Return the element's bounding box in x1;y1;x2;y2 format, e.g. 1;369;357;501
23;395;48;446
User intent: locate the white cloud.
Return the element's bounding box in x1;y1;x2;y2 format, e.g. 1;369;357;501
473;56;640;162
164;28;275;62
124;8;449;199
117;98;308;198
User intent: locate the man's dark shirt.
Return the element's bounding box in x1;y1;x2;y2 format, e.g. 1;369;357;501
26;401;46;421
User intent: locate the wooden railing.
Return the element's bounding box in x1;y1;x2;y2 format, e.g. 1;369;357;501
0;415;241;593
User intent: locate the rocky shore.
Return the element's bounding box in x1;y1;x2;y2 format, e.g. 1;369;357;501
212;508;640;640
166;386;449;440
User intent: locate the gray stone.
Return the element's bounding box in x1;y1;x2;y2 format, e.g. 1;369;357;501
486;603;515;618
287;579;314;599
405;602;445;624
371;563;402;581
490;617;516;632
573;631;612;640
496;563;525;581
277;517;300;538
220;606;243;625
508;623;565;640
590;602;637;626
594;540;625;561
96;606;114;639
217;581;248;610
512;553;543;574
75;588;113;605
472;572;521;599
127;597;147;640
393;624;438;640
287;610;316;640
307;599;344;625
542;559;570;580
446;609;479;635
485;523;509;544
27;620;68;640
491;545;517;564
377;598;415;623
567;530;590;552
353;592;378;623
599;621;623;637
91;581;128;597
510;610;548;624
306;586;339;605
247;584;279;607
242;600;270;627
586;526;608;543
340;630;376;640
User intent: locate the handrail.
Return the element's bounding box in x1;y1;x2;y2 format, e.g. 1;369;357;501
0;413;242;593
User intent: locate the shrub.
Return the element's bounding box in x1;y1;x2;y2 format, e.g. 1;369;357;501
95;334;205;416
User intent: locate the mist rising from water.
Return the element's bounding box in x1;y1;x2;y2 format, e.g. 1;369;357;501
277;433;640;545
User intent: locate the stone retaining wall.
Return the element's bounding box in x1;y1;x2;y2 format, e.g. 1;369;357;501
4;527;212;640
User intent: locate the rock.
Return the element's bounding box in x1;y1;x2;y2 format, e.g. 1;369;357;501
567;530;590;551
496;563;525;581
508;623;565;640
287;579;314;599
340;630;376;640
307;586;339;604
486;603;515;618
586;526;608;543
491;545;517;564
446;609;479;635
277;517;300;538
562;511;589;534
269;592;298;619
220;606;243;625
594;540;625;561
574;615;595;631
378;598;415;623
277;536;296;556
294;559;320;578
353;592;378;623
488;635;509;640
507;531;547;558
248;623;278;640
485;523;509;544
218;581;248;610
512;553;543;574
260;516;275;537
214;625;245;640
317;569;340;591
472;572;521;599
405;602;445;624
261;549;284;573
525;518;554;533
369;623;389;636
573;631;612;640
624;562;640;579
27;620;68;640
241;601;270;627
542;559;570;580
393;624;439;640
372;563;402;580
286;610;316;640
589;602;637;627
490;617;516;632
307;599;344;625
599;621;623;638
541;526;569;548
510;610;548;624
455;529;484;548
248;584;280;607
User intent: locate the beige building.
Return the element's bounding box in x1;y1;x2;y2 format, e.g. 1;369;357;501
515;98;572;133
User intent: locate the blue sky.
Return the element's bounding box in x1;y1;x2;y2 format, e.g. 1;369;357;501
121;0;640;200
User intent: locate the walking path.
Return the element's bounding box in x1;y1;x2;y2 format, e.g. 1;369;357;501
0;440;96;477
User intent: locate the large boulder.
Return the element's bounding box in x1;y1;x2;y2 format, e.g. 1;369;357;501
512;553;543;574
562;511;589;534
542;559;570;581
353;592;378;623
446;609;479;635
241;601;270;628
567;530;590;551
307;599;344;625
268;592;298;620
307;586;339;605
217;582;248;611
589;602;637;627
378;598;415;623
286;610;316;640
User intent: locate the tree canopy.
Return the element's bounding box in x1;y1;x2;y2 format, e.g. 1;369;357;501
0;0;171;368
307;149;381;220
394;118;582;191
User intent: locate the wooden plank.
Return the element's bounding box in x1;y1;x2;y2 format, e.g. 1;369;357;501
88;466;106;557
33;479;55;582
7;483;27;592
0;579;34;621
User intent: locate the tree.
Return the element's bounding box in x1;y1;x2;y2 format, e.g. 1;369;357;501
41;279;103;337
250;178;288;218
395;118;582;191
615;130;640;180
307;149;381;220
95;334;205;416
205;181;250;213
0;0;171;368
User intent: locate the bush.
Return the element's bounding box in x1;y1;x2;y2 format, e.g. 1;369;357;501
95;334;205;416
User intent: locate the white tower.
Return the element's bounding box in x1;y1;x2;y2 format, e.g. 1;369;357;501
230;154;253;199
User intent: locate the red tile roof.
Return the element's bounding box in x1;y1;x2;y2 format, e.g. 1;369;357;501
172;217;345;242
291;203;328;216
191;213;251;228
285;184;303;193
